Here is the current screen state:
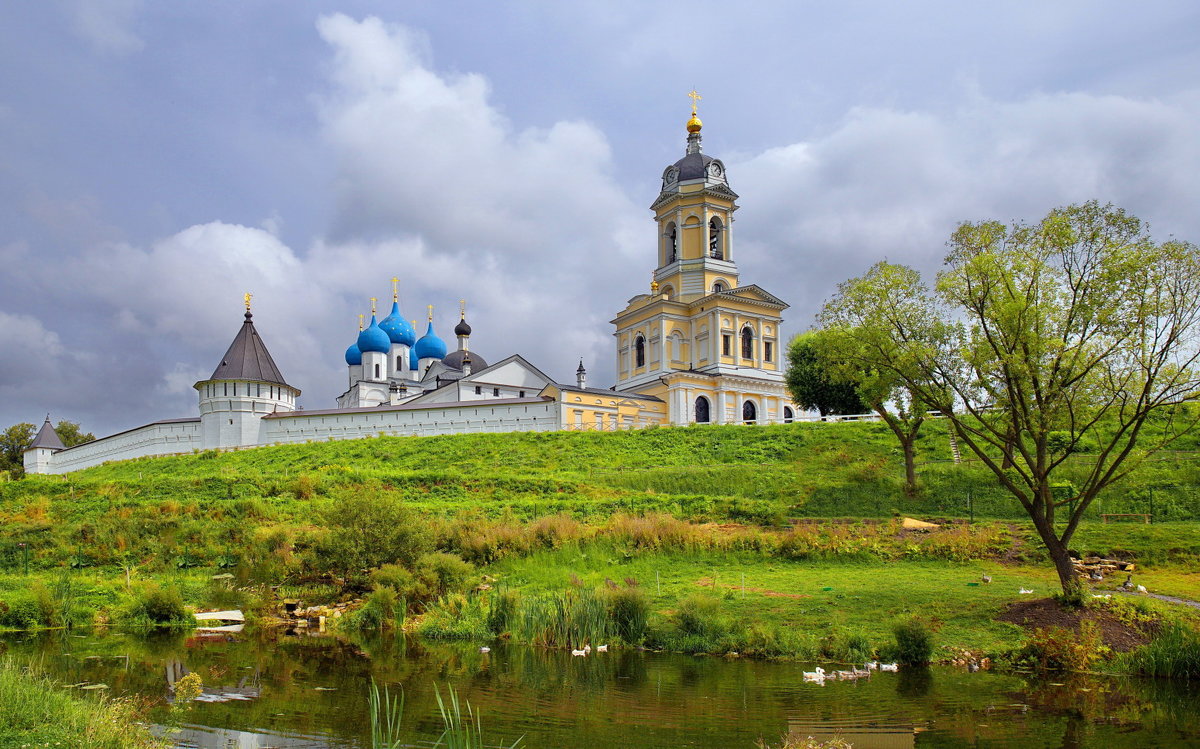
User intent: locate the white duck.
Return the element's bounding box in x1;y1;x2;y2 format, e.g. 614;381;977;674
571;648;587;657
880;663;899;672
1019;588;1034;595
865;661;879;671
596;644;608;653
802;666;826;682
479;646;491;654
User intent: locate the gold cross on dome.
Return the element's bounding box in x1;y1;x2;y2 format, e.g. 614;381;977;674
427;304;434;322
391;277;399;302
459;299;466;317
688;89;701;114
358;313;364;331
243;292;252;311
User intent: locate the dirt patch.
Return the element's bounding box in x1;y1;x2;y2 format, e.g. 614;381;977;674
693;577;811;599
996;597;1155;653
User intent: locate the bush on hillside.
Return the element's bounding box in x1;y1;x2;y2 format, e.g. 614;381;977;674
893;617;934;665
312;490;432;583
121;584;193;628
605;586;649;644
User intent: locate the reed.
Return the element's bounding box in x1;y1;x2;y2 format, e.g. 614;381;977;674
1123;623;1200;680
433;684;524;749
369;680;405;749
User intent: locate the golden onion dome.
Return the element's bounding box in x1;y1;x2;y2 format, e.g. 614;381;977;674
686;113;703;133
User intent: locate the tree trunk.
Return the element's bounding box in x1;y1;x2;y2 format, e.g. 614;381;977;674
902;437;917;494
1035;523;1082;600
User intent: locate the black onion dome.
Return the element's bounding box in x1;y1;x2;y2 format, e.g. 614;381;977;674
443;349;487;371
673;152;716;181
454;317;472;337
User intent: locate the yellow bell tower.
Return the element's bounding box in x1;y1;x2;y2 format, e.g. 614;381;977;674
612;93;798;427
650;89;741;302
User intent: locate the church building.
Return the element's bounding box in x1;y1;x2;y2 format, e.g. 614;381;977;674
25;100;798;475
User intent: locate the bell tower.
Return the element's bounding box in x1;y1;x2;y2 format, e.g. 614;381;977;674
651;89;740;302
612;94;798;426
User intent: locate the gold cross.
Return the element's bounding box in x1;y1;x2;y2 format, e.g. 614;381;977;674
243;291;252;311
391;277;399;302
358;313;364;331
427;304;434;321
688;89;701;115
459;298;466;318
370;297;377;315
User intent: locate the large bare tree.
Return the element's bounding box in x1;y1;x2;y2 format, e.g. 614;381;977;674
819;202;1200;597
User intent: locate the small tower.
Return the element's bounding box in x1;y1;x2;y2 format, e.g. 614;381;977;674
345;315;364;388
22;415;65;475
194;294;300;450
413;305;448;377
576;360;587;390
379;278;417;379
442;300;488;372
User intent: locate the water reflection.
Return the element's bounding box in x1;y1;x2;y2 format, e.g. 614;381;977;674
3;629;1199;748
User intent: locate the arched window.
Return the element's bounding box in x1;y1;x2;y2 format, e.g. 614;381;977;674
695;396;711;423
635;335;646;368
396;355;403;371
374;363;381;379
712;281;726;293
661;285;674;301
783;406;794;424
666;223;678;264
742;400;757;423
708;218;724;259
741;327;754;359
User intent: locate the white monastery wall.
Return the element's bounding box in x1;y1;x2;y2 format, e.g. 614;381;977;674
41;419;202;474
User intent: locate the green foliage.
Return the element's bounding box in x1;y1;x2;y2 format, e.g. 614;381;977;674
120;583;193;628
314;490;432;582
605;586;650;645
370;680;405;749
785;331;866;416
892;617;934;665
1121;622;1200;680
349;586;402;631
415;552;476;599
515;588;612;648
417;594;490;640
486;588;520;636
0;659;162;748
1016;621;1109;672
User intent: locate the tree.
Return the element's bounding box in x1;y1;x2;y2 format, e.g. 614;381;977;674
0;420;95;478
785;331;867;417
819;202;1200;598
815;266;940;493
54;420;95;448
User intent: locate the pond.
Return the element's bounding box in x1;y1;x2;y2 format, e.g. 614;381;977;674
2;629;1199;748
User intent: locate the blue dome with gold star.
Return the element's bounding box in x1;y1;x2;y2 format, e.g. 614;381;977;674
357;316;391;354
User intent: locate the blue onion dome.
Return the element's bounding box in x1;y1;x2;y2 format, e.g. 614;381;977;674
357;315;391;354
409;347;419;371
413;320;447;360
344;341;362;366
380;301;416;346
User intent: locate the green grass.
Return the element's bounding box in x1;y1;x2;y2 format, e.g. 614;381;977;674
0;658;163;748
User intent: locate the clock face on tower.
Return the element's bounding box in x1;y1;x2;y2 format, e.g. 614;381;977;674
663;166;679;187
707;161;723;178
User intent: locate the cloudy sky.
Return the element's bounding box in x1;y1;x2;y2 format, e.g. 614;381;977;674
2;1;1198;436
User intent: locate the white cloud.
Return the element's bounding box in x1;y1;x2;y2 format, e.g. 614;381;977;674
731;90;1200;332
63;0;144;56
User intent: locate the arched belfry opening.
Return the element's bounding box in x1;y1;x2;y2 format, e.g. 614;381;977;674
695;396;711;423
665;223;678;264
635;335;646;368
741;327;754;359
742;400;757;423
708;217;724;260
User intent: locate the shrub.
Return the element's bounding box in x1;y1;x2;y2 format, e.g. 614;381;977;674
893;617;934;665
372;564;417;595
417;593;490;640
349;587;401;631
674;594;727;639
313;490;432;582
123;583;192;628
1017;621;1108;672
605;586;649;645
415;552;475;599
1121;622;1200;680
0;595;41;629
486;589;521;635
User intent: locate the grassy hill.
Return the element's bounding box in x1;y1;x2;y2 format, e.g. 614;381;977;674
2;420;1199;572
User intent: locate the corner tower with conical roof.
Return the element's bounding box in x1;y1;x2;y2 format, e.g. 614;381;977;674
611;94;798;426
193;294;300;450
22;415;65;474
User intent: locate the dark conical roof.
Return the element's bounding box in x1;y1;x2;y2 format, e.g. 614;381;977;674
207;311;291;387
28;417;65;450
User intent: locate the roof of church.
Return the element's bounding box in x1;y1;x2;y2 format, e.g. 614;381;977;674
27;417;65;451
673;151;717;182
442;349;487;371
207;311;292;388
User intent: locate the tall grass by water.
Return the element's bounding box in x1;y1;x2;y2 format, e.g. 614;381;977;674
1123;623;1200;680
0;658;162;748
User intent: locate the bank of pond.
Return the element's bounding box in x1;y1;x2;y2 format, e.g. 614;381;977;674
3;628;1200;748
